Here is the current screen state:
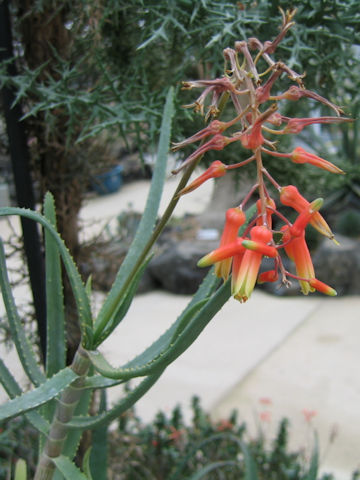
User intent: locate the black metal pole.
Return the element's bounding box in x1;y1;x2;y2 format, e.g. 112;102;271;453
0;0;47;362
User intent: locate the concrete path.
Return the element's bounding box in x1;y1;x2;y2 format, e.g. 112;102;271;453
1;173;359;479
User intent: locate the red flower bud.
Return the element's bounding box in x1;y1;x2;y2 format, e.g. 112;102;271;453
291;147;344;174
178;161;227;196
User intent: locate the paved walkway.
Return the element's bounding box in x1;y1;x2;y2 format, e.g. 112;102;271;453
1;174;359;479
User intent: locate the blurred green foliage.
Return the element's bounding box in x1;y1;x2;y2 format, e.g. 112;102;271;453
108;396;344;479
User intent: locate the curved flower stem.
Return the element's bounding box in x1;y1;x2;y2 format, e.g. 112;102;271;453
262;166;281;191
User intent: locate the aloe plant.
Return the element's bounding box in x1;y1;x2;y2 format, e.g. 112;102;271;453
0;10;348;477
0;86;234;479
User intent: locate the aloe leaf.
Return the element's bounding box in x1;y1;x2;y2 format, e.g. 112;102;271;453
87;278;230;380
0;367;77;422
0;239;45;386
83;375;125;390
52;455;88;480
94;87;174;332
0;207;93;348
93;255;153;348
120;268;219;369
0;358;49;434
87;298;208;380
44;192;66;377
67;370;163;430
91;267;219;380
82;448;93;480
89;390;107;480
241;439;259;480
14;458;27;480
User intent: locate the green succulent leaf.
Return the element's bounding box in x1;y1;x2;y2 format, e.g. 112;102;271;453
89;390;107;479
93;255;153;348
53;455;89;480
0;358;49;434
304;433;319;480
0;239;45;386
0;207;93;348
67;371;163;430
94;87;174;336
0;367;78;422
14;458;27;480
87;276;230;380
44;192;66;377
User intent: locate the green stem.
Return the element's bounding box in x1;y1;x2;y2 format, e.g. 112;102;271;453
93;157;201;340
34;346;90;480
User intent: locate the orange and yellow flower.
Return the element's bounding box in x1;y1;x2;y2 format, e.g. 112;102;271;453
281;225;315;295
280;185;337;242
232;226;277;302
197;207;246;282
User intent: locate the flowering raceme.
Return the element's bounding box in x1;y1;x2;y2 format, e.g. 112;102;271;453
172;8;350;302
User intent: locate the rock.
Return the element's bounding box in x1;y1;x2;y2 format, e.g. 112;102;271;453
312;234;360;295
148;240;218;294
80;241;158;294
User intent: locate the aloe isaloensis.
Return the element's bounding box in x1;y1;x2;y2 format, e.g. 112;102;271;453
0;9;346;479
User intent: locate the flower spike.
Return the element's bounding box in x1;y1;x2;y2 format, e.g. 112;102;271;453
176;10;345;300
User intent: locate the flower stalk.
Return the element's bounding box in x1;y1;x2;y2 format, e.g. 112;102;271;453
172;8;351;300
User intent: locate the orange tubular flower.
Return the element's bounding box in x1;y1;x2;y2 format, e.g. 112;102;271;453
258;269;279;284
282;116;352;134
309;278;337;296
172;134;233;174
197;238;245;267
172;120;228;151
240;123;264;150
291;147;344;174
178;161;227;196
281;225;315;295
272;85;345;116
289;198;323;237
280;185;336;242
232;226;274;302
213;208;246;281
